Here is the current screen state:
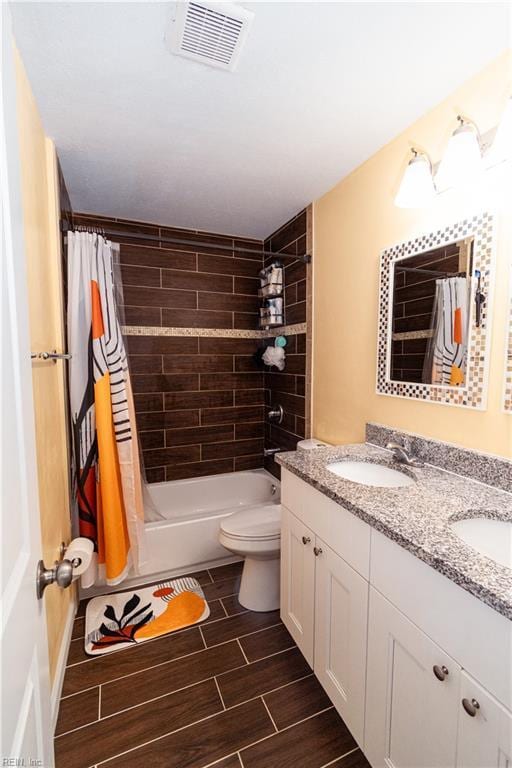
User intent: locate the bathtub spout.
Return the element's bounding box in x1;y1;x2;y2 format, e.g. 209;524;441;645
264;447;281;458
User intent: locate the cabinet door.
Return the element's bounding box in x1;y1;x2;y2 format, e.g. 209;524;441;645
456;671;512;768
365;587;461;768
314;540;368;747
280;506;315;666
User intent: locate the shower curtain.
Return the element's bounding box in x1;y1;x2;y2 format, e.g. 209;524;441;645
423;276;469;386
67;231;146;587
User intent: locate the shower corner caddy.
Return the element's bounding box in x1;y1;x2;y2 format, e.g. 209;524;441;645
259;260;284;329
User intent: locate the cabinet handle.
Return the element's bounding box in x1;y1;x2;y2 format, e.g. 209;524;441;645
313;546;323;556
433;665;449;681
462;698;480;717
302;536;311;545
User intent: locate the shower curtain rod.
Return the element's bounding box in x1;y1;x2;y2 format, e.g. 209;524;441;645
395;265;466;278
60;220;311;264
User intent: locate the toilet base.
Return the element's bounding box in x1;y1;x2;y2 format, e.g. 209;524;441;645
238;556;280;612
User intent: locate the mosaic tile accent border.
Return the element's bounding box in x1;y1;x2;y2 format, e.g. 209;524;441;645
503;264;512;413
122;322;307;339
376;212;495;409
392;329;434;341
366;422;512;493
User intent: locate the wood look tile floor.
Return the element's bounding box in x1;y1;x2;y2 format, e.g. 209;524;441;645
55;562;370;768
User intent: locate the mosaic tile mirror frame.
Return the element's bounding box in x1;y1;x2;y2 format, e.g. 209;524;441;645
376;212;495;409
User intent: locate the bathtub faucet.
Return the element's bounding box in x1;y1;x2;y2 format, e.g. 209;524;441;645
264;447;282;458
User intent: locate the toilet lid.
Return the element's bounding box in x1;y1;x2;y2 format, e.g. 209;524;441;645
220;504;281;541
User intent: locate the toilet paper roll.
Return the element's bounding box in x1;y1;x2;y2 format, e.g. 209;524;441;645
65;537;94;578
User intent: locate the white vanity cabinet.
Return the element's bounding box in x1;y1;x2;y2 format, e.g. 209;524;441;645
281;505;369;745
280;468;512;768
365;587;512;768
365;588;461;768
280;470;371;746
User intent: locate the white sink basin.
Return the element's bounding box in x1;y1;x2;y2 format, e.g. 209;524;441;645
450;517;512;569
326;461;415;488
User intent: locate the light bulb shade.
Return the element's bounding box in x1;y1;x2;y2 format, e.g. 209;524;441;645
394;154;436;208
487;97;512;166
435;124;483;190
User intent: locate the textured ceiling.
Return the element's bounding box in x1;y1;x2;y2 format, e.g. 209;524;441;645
10;1;510;238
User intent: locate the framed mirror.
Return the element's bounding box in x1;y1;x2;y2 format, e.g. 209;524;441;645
376;213;495;409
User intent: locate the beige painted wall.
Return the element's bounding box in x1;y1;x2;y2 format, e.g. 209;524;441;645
313;52;512;458
14;48;74;685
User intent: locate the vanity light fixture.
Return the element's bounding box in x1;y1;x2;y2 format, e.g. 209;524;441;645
435;116;483;191
394;148;437;208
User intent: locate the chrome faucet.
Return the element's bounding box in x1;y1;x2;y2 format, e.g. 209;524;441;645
386;440;424;467
264;447;282;458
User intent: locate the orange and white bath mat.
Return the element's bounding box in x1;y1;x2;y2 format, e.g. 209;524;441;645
84;577;210;655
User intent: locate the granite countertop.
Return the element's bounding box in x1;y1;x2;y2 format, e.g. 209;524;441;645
276;443;512;620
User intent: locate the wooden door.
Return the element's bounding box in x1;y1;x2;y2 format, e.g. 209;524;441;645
1;7;53;764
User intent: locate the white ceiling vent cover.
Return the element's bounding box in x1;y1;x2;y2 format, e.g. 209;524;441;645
168;2;254;71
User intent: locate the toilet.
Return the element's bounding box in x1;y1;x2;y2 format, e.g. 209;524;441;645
219;504;281;612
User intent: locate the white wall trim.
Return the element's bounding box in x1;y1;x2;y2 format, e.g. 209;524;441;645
50;599;76;733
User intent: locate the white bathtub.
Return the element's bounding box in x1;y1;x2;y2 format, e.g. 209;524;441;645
81;469;280;596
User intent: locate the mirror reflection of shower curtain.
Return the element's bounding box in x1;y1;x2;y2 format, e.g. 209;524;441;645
423;276;469;386
67;231;147;587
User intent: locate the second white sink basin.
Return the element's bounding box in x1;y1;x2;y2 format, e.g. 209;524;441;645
326;461;415;488
450;517;512;569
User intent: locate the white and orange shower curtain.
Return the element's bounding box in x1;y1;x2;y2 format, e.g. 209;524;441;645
67;231;146;587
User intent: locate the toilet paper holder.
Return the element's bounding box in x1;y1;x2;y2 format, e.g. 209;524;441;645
36;542;82;599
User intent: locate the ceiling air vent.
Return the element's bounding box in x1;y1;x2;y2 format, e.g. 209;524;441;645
167;1;254;71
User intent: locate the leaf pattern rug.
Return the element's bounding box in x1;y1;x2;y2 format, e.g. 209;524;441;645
84;577;210;655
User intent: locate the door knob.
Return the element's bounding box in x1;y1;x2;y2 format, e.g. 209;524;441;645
462;698;480;717
313;546;323;556
433;665;449;681
36;557;77;599
302;536;311;545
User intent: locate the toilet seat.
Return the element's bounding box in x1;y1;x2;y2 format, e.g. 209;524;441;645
220;504;281;542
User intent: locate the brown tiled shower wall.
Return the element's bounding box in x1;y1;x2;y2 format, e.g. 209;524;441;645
73;213;265;481
72;210;311;481
263;208;311;478
73;213;263;331
126;334;265;482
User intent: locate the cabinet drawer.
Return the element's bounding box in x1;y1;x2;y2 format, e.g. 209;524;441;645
371;530;512;710
281;468;370;579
